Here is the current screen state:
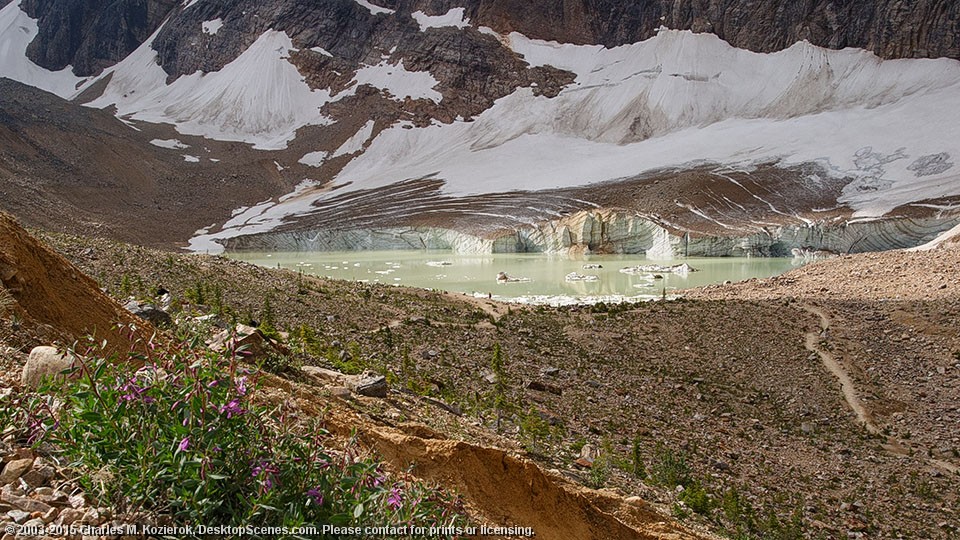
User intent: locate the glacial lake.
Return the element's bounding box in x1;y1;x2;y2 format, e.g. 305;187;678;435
229;251;803;305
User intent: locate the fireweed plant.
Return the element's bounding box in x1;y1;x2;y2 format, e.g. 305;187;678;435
1;325;467;538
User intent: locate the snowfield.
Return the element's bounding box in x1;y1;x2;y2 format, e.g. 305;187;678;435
332;29;960;218
85;29;335;150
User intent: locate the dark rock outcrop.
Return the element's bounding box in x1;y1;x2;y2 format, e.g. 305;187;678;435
21;0;178;76
148;0;572;116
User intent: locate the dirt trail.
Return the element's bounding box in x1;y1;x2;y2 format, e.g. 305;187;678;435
452;292;512;320
799;304;878;435
800;303;959;475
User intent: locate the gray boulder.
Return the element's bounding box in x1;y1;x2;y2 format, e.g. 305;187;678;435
352;372;388;398
124;300;172;327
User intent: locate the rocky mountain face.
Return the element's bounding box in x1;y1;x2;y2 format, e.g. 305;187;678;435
2;0;960;252
22;0;960;79
21;0;178;75
462;0;960;59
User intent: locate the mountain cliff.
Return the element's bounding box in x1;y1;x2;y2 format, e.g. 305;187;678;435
1;0;959;253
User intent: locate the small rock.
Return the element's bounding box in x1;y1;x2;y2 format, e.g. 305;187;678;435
57;508;83;525
35;489;67;506
421;396;462;416
1;484;24;499
573;457;593;469
80;508;99;525
6;509;30;523
0;459;33;484
130;304;173;327
21;347;76;389
0;492;51;514
541;367;560;377
21;517;43;529
41;507;58;524
526;380;562;395
20;467;52;489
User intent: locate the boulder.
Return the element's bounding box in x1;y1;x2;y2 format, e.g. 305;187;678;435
124;301;173;328
21;346;76;389
326;386;352;398
208;325;289;361
575;444;601;468
351;372;388;398
301;366;346;384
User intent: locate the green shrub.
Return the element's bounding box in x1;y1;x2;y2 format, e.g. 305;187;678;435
678;480;714;515
630;436;647;479
649;445;692;488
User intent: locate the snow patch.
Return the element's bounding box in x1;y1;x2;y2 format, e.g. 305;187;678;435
201;18;223;35
411;8;469;31
187;180;324;253
332;120;376;158
183;154;200;162
0;0;88;98
150;138;189;150
86;30;335;150
353;0;394;15
298;151;328;167
352;60;442;103
310;46;333;57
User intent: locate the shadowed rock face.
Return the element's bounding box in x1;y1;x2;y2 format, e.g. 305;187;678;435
20;0;178;76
